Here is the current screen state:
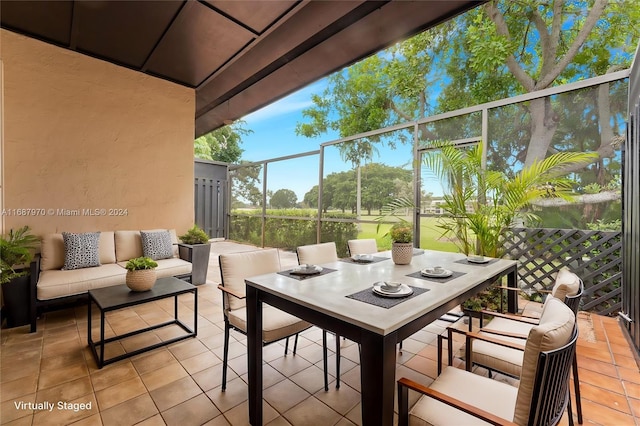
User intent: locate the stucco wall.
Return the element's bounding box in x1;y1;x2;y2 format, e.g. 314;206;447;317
0;30;195;238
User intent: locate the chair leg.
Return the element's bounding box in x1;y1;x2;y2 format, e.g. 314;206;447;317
284;336;290;355
567;388;575;426
222;325;230;392
572;353;583;424
293;333;299;355
437;334;444;375
323;330;329;391
335;333;341;389
399;339;403;355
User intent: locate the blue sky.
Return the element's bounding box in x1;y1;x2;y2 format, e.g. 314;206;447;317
239;79;421;201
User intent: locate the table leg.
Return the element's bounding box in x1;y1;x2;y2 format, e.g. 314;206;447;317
87;298;92;345
360;330;397;425
507;265;518;314
247;285;263;425
100;310;105;368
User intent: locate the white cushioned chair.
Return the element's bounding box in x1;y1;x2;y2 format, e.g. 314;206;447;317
399;297;577;426
444;268;584;424
296;242;342;390
347;239;378;256
218;248;313;391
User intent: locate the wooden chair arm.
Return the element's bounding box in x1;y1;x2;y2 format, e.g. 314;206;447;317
217;284;245;299
397;377;517;426
496;285;550;294
475;328;528;340
466;331;527;351
478;309;540;324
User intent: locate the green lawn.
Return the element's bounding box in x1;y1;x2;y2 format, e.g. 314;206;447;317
357;216;458;253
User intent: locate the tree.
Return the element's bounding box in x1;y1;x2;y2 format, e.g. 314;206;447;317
295;0;639;226
231;162;262;207
270;189;298;209
194;121;251;163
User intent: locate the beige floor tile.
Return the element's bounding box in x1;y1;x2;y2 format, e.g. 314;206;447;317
134;414;166;426
119;332;163;353
36;376;93;404
90;361;138;392
1;393;36;424
32;393;97;426
192;364;237;392
222;400;279;426
149;376;202;412
131;348;176;375
283;396;342;425
34;365;83;397
314;382;361;415
100;394;158;426
179;349;221;375
68;413;103;426
161;393;221;426
265;416;293;426
0;374;39;402
168;338;209;360
140;362;189;391
269;354;313;378
206;377;248;413
40;350;86;372
202;415;232;426
289;365;326;394
95;376;147;411
263;379;310;414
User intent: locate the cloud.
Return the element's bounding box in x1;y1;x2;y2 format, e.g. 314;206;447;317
242;80;326;124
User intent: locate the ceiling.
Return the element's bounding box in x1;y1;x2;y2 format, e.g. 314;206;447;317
0;0;483;137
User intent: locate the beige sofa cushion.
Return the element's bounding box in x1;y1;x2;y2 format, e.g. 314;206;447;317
513;298;575;425
115;229;179;262
37;264;127;300
117;258;192;279
409;366;518;425
40;232;116;271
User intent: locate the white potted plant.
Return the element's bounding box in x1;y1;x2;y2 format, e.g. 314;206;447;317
389;223;413;265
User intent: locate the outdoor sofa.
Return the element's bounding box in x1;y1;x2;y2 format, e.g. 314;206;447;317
29;229;193;332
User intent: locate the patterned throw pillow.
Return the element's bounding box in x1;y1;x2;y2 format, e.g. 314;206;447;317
62;232;101;270
140;230;174;260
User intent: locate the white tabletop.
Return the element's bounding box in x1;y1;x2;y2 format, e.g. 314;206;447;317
245;250;517;335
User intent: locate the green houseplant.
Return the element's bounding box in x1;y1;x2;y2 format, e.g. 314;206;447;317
1;226;39;327
424;142;597;310
125;256;158;291
178;225;211;285
389;222;414;265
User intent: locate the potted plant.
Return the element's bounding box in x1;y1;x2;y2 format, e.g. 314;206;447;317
178;225;211;285
389;223;414;265
125;256;158;291
1;226;39;327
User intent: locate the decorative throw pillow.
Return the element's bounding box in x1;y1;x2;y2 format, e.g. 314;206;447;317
140;230;174;260
62;232;101;270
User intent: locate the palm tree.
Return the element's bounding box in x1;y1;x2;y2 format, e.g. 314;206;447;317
423;142;598;258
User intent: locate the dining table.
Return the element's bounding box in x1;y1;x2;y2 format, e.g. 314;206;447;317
245;249;518;425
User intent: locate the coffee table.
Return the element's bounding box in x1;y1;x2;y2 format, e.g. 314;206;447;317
88;276;197;368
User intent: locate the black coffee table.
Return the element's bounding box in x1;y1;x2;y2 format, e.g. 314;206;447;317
88;276;197;368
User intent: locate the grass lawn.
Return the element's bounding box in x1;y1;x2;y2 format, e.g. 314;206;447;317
357;216;458;253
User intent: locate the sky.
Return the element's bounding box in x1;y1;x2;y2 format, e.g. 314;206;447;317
239;79;422;201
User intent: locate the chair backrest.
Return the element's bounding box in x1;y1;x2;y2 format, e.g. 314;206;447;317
297;242;338;265
347;239;378;256
550;268;583;315
513;297;577;426
219;248;281;312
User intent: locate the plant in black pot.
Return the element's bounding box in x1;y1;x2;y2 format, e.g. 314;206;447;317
178;225;211;285
1;226;39;328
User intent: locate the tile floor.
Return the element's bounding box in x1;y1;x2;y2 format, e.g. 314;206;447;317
1;241;639;425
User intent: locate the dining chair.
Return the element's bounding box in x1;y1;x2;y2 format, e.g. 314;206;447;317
399;297;577;426
296;242;342;390
218;248;314;391
347;238;378;256
443;268;584;424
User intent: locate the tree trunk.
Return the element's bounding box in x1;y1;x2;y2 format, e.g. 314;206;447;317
524;97;559;167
